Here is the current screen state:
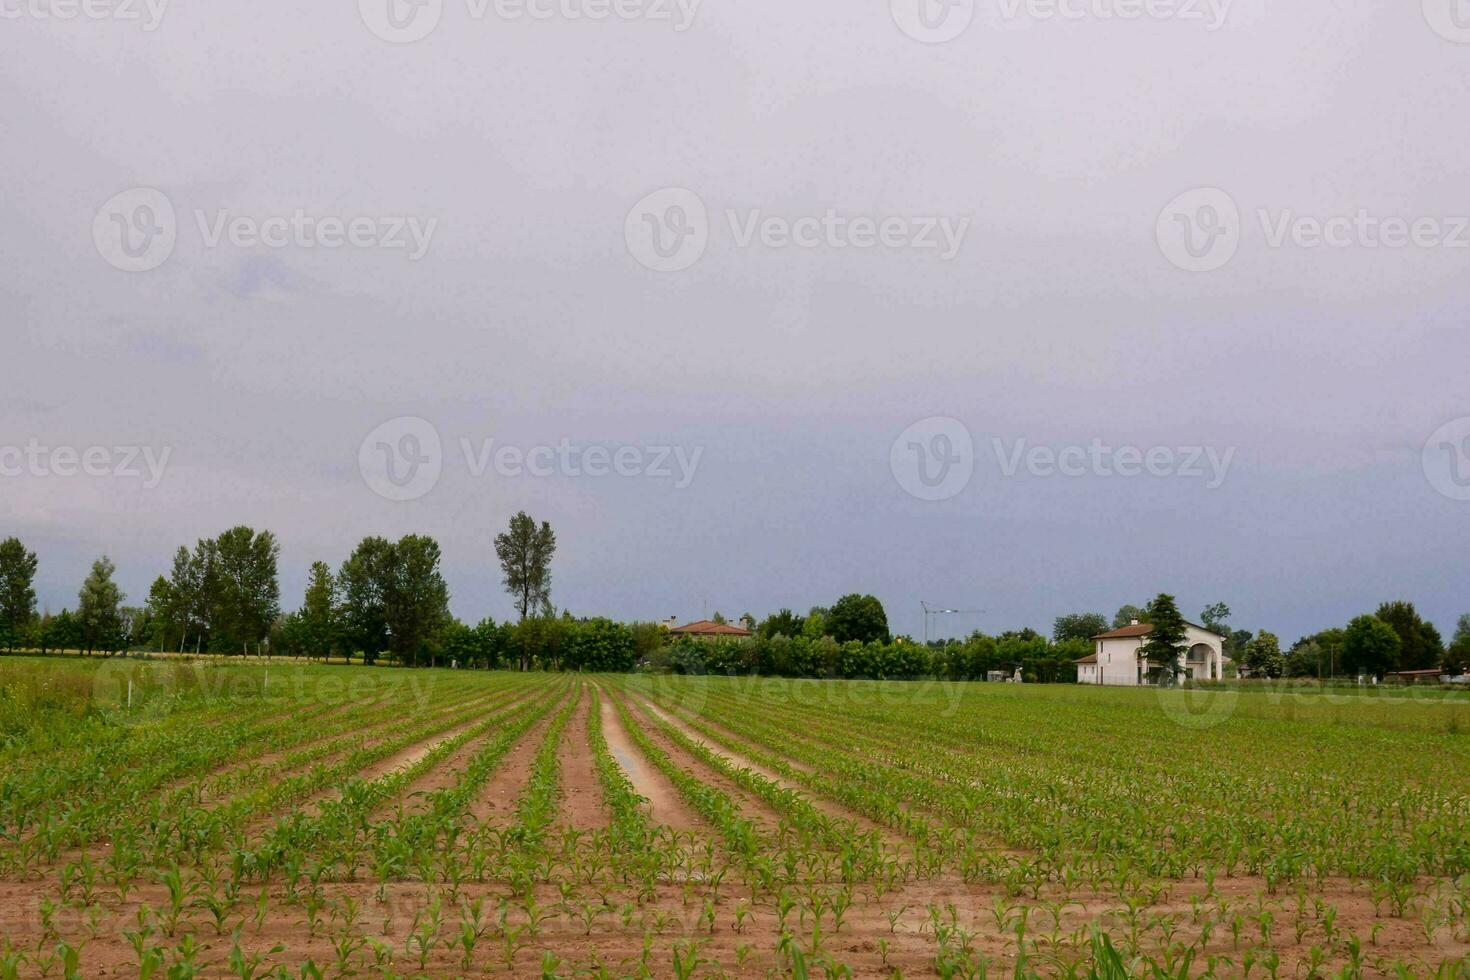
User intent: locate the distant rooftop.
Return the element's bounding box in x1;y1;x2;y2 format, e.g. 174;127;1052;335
668;619;751;637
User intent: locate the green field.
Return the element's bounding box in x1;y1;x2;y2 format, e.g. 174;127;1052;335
1;657;1468;977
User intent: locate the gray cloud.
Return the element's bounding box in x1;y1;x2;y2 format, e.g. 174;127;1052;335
3;0;1469;642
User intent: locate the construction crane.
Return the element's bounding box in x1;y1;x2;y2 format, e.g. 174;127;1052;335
920;601;985;647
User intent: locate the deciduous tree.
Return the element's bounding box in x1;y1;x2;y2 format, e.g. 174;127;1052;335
0;537;38;652
211;526;281;655
1374;600;1443;671
77;557;125;655
298;561;340;661
1244;630;1286;678
1053;612;1107;643
386;535;450;667
1200;602;1231;634
826;594;891;645
1342;615;1402;679
495;512;556;623
1112;604;1146;628
758;609;805;641
1443;615;1470;677
338;536;395;665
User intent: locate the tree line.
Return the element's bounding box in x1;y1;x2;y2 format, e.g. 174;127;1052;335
1;528;1466;681
0;512;578;667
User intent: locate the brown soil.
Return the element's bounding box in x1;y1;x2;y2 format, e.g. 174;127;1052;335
466;697;565;824
616;693;785;836
661;702;817;775
239;711;493;834
632;693;905;847
552;688;606;832
369;695;537;821
0;871;1463;978
597;689;704;833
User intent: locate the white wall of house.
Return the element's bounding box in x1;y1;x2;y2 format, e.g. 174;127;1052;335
1081;624;1224;686
1096;636;1144;685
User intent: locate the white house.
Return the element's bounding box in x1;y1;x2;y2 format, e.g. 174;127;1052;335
1075;620;1226;686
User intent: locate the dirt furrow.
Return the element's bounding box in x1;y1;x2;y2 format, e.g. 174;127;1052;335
466;696;565;824
369;694;535;820
597;693;704;833
618;694;785;836
240;708;498;834
552;687;606;832
639;695;906;845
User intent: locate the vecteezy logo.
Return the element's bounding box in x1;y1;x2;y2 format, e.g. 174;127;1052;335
1424;417;1470;502
1156;187;1241;273
1157;684;1239;731
890;0;975;43
359;0;443;43
1423;0;1470;43
891;417;974;501
91;658;182;728
359;417;443;501
93;188;177;272
625;188;709;273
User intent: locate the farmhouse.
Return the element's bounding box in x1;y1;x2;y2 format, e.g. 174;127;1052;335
666;619;752;640
1075;620;1226;686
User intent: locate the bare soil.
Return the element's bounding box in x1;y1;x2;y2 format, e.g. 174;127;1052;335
633;694;906;846
467;698;565;824
597;690;704;832
552;689;607;832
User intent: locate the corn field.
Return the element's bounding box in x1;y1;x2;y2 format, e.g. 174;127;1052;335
1;658;1468;977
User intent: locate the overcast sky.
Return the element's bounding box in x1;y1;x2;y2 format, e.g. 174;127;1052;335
4;0;1469;643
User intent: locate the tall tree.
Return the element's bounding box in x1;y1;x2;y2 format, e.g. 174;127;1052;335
77;556;126;655
495;511;557;628
826;594;891;645
1199;602;1231;634
1446;615;1470;677
1053;612;1108;643
167;544;211;652
1139;593;1188;683
1342;615;1402;678
211;527;281;655
1374;601;1444;671
758;608;805;641
144;575;174;651
1290;626;1346;678
1112;604;1146;628
298;561;340;661
386;535;451;667
338;536;396;665
0;537;39;652
1243;630;1286;678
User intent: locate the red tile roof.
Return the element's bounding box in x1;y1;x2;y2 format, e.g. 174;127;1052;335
1074;654;1098;664
1093;623;1154;639
1092;621;1227;640
668;620;751;637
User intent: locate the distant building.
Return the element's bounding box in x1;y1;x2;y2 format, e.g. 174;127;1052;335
1075;620;1226;686
1384;668;1451;685
667;619;752;640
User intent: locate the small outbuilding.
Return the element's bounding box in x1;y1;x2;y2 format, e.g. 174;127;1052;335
1383;668;1450;685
